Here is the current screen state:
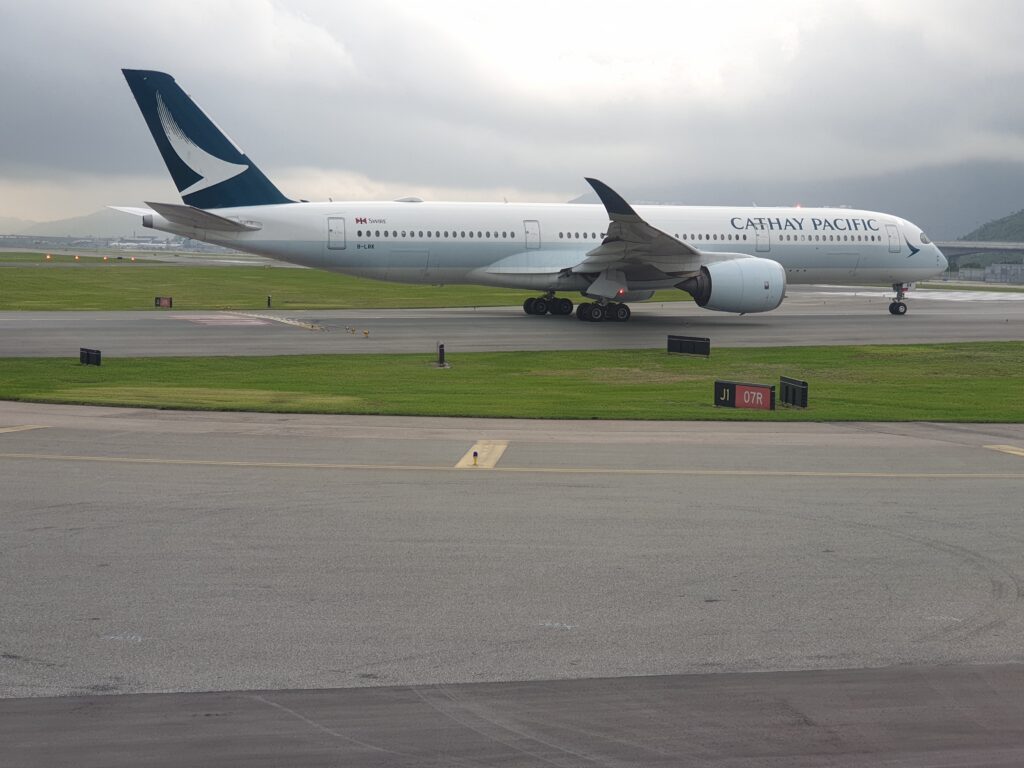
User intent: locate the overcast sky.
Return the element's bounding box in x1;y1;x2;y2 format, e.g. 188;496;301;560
2;0;1023;222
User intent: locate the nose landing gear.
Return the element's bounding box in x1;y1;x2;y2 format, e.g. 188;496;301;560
888;283;909;315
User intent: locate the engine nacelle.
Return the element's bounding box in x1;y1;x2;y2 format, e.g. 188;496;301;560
678;257;786;313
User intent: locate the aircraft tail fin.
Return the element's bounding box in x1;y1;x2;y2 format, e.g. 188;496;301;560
122;69;293;209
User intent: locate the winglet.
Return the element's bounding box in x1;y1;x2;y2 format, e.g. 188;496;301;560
585;178;640;220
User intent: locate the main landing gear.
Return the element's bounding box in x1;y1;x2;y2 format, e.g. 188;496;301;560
523;295;574;316
522;295;633;322
575;301;631;322
888;283;909;316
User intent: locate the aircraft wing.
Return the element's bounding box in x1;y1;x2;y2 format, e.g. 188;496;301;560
573;178;702;280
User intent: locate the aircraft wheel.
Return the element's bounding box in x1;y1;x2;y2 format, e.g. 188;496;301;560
523;298;536;315
576;302;590;320
612;303;631;322
588;303;605;322
556;298;573;315
532;297;549;315
894;301;907;315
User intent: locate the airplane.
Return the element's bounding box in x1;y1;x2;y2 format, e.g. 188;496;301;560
115;69;948;320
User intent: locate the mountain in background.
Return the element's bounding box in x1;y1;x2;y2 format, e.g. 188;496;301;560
0;216;35;234
574;159;1024;242
5;159;1024;241
9;208;162;239
960;209;1024;241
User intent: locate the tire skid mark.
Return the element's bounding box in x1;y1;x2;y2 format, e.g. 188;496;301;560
777;509;1024;645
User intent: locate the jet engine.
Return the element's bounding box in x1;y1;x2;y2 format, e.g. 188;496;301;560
678;257;786;313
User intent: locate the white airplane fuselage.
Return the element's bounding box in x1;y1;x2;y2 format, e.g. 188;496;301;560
145;199;947;292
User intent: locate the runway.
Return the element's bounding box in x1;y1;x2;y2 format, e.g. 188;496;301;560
3;287;1024;764
1;285;1023;357
3;401;1024;764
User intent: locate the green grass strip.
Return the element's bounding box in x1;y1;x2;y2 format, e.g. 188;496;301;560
0;254;689;310
1;342;1021;421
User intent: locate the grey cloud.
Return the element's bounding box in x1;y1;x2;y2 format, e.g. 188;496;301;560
1;0;1023;222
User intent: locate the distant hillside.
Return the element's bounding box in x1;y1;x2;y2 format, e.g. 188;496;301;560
961;209;1024;242
0;216;35;234
575;159;1024;241
17;208;158;239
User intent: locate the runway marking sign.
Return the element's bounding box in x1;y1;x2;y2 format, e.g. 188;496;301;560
455;440;509;468
714;380;776;411
0;425;47;434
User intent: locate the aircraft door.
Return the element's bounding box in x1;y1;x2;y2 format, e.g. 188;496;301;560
756;229;771;252
886;223;900;254
524;220;541;250
328;217;346;250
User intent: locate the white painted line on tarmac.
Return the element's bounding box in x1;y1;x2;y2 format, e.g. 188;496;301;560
0;425;47;434
455;440;509;468
232;313;325;331
168;314;269;326
985;444;1024;458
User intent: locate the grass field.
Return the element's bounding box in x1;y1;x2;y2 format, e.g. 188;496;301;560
1;343;1021;421
0;252;689;311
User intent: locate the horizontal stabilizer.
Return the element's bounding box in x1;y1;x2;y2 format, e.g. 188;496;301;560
144;201;261;232
108;205;154;217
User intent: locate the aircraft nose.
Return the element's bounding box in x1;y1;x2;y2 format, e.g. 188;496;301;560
936;246;948;272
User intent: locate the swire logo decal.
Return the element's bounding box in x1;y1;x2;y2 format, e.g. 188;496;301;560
155;92;249;196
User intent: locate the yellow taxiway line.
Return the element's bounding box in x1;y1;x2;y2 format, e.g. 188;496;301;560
1;451;1023;480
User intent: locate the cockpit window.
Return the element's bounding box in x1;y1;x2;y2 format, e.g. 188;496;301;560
920;233;931;244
